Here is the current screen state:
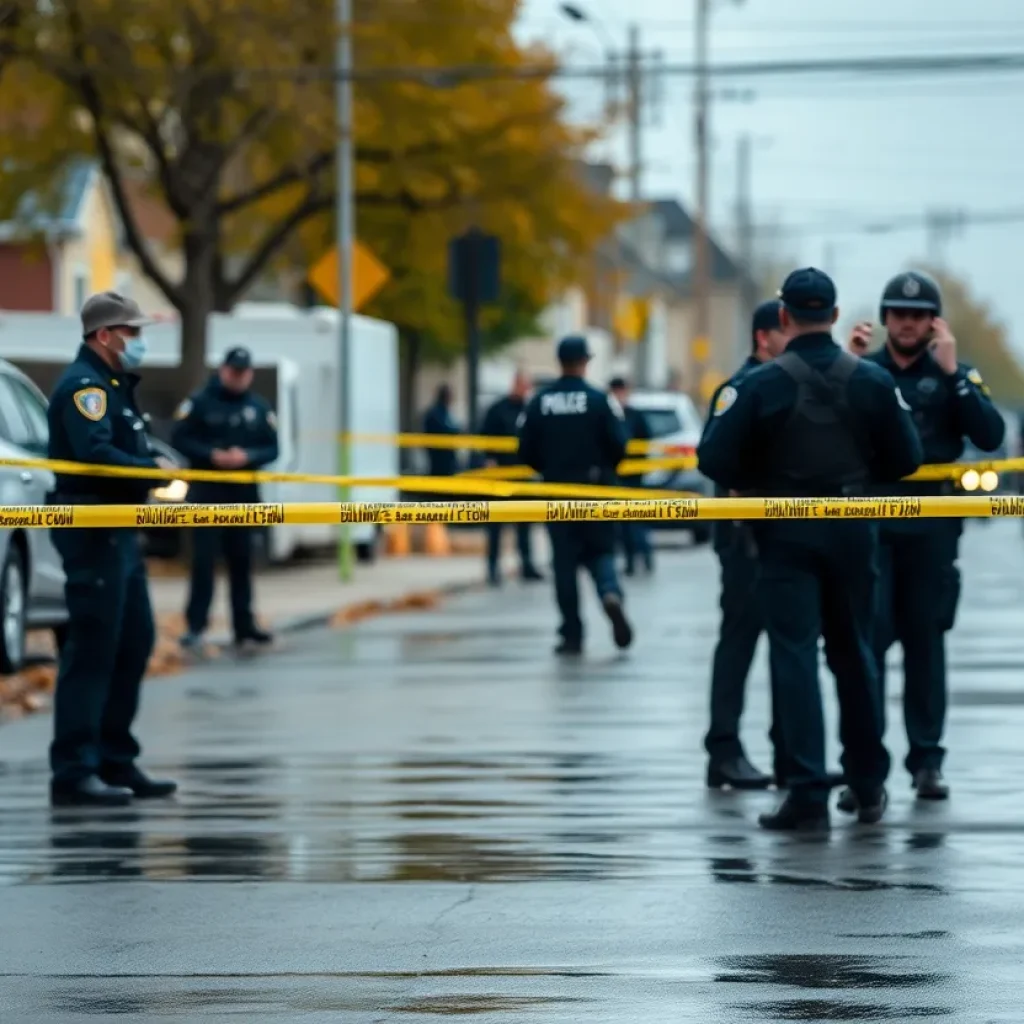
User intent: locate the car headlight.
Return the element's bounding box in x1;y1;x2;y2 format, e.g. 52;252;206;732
153;478;188;502
980;470;999;492
960;469;980;491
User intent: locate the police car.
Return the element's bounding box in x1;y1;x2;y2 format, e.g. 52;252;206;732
627;390;714;545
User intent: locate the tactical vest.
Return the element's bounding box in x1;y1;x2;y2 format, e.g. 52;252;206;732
763;350;870;496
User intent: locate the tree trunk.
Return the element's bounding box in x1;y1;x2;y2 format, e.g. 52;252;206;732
179;231;218;392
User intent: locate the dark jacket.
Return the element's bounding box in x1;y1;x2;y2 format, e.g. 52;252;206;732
480;395;528;467
171;374;279;502
47;344;160;504
423;401;460;477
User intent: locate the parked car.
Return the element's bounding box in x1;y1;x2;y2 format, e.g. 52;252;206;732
0;358;69;671
627;390;714;545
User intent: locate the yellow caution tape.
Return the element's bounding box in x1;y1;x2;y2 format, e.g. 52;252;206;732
5;494;1024;529
342;431;669;456
0;455;685;503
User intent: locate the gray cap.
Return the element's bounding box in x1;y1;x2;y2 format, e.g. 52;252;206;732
81;291;154;337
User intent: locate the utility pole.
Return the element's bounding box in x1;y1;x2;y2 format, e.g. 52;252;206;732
335;0;354;581
625;24;642;202
692;0;712;399
734;133;756;363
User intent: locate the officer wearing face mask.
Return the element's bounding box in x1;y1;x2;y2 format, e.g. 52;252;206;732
46;291;178;807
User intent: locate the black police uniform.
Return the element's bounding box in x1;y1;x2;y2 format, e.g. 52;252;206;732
423;390;460;479
698;268;923;830
480;392;542;584
703;351;780;790
615;396;654;574
171;349;279;644
517;336;632;654
861;272;1004;796
47;294;175;805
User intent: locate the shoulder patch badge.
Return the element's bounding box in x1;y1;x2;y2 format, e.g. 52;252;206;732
966;367;991;396
172;398;193;421
713;385;738;417
73;387;107;422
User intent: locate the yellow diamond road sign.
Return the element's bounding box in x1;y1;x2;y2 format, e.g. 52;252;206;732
309;242;390;311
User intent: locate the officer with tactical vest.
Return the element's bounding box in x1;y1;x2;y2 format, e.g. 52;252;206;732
703;299;788;792
698;268;923;831
839;271;1004;809
517;335;633;656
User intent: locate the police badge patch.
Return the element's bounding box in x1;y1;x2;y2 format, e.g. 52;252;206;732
713;385;738;417
966;367;991;395
73;387;107;421
172;399;193;421
902;276;921;298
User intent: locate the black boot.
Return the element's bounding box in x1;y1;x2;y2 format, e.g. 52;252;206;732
602;593;633;650
912;768;949;800
758;795;830;833
50;775;133;808
101;766;178;799
707;754;773;791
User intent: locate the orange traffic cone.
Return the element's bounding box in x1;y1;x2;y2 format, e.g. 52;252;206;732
423;521;451;556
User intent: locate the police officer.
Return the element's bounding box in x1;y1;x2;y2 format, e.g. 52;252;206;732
703;300;788;791
423;383;461;479
172;347;279;651
47;291;178;806
608;376;654;575
837;271;1004;808
480;370;543;586
518;336;633;655
698;269;923;831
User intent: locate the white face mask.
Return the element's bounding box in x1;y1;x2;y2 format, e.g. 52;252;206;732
118;334;148;369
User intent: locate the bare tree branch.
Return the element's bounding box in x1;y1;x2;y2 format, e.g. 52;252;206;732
215;150;335;217
65;8;182;306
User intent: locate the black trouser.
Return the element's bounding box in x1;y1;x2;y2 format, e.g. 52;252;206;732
185;527;256;639
486;523;536;580
756;520;889;806
704;537;784;772
547;522;621;646
50;529;155;785
875;520;962;775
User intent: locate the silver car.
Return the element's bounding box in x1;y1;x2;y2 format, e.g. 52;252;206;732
0;359;69;670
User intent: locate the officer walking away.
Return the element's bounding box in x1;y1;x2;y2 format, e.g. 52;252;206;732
698;269;923;831
838;271;1004;808
47;291;179;806
423;383;462;479
172;347;279;652
703;300;788;792
608;376;654;576
480;370;544;586
518;336;633;655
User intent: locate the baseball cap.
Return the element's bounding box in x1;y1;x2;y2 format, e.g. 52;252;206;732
778;267;837;323
222;347;253;371
81;291;154;337
751;299;782;336
557;335;591;363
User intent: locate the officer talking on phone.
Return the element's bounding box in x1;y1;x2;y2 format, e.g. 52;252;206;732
840;271;1004;809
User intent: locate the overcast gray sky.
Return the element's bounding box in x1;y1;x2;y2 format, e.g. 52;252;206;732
517;0;1024;351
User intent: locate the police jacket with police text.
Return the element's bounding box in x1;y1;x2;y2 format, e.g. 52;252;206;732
864;346;1004;492
171;375;279;502
480;395;527;467
517;376;628;486
47;343;161;504
697;332;923;495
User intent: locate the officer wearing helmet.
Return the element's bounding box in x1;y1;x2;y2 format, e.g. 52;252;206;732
517;335;633;656
842;270;1004;808
698;269;922;831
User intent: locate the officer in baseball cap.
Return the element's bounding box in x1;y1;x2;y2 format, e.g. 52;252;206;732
838;270;1005;811
172;345;279;654
698;268;924;831
517;334;633;655
46;291;177;806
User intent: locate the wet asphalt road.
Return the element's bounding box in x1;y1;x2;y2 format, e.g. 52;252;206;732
2;521;1024;1022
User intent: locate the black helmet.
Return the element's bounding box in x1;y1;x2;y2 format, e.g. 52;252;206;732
879;271;942;323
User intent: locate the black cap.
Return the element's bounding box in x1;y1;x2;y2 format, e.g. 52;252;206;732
81;291;154;336
879;271;942;319
778;267;837;323
608;376;629;390
751;299;782;336
557;335;591;363
222;347;253;370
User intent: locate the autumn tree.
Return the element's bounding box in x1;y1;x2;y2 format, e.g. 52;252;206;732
0;0;624;388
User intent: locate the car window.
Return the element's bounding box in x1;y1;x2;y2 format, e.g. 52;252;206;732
639;408;683;438
4;375;49;452
0;375;38;450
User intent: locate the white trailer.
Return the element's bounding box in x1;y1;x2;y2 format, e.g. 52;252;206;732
0;305;400;563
